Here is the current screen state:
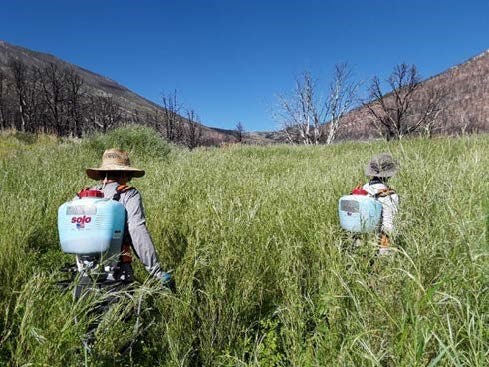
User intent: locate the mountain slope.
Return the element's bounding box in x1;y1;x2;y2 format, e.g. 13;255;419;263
0;40;239;144
338;49;489;140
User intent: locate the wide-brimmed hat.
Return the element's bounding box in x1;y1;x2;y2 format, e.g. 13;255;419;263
364;153;398;177
86;149;145;180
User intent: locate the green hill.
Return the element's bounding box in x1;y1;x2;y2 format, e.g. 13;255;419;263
0;128;487;366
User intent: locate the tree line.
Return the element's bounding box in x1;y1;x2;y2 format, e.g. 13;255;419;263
0;57;469;146
0;58;205;148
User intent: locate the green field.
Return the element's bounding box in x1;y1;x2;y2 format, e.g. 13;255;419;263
0;127;487;366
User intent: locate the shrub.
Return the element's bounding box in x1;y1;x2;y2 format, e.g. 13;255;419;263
84;125;171;159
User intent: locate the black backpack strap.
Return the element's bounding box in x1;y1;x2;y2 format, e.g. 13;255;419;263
112;185;134;201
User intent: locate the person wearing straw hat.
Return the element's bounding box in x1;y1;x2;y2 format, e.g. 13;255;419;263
82;148;173;287
362;153;400;255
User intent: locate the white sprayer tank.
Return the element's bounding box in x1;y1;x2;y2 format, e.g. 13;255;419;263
58;189;126;256
339;188;382;233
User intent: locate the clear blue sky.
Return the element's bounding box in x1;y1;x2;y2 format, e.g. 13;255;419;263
1;0;488;131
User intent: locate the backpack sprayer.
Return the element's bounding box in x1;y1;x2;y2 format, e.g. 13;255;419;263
58;189;126;291
338;188;382;233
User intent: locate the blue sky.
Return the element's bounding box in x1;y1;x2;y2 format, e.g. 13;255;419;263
1;0;488;131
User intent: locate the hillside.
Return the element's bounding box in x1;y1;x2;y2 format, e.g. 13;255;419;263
339;49;489;140
0;40;239;144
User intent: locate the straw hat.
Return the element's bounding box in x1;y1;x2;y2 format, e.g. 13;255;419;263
364;153;398;178
86;149;145;180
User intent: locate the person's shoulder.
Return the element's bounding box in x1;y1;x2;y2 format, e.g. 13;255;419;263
123;186;140;198
363;182;388;195
119;187;142;209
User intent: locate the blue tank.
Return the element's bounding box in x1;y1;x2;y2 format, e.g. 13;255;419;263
338;195;382;233
58;195;126;256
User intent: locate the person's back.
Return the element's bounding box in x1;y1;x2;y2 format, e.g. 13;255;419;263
363;153;400;255
77;148;172;286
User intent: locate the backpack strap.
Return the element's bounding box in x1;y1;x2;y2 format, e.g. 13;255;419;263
112;184;134;201
112;184;135;264
374;188;396;198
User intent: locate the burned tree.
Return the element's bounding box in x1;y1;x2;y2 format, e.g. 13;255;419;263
277;72;322;144
185;109;203;149
0;69;13;130
234;121;245;142
365;63;447;140
65;67;85;138
161;90;183;143
9;58;29;132
276;64;359;145
324;63;359;144
88;95;123;133
38;63;68;135
418;85;448;138
0;58;214;146
2;59;89;135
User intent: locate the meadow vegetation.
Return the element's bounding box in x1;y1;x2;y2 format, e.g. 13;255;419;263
0;126;487;366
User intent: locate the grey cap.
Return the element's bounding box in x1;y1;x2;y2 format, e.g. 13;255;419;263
365;153;398;177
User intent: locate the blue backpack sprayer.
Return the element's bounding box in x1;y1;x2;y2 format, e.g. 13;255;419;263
338;187;382;233
58;188;128;293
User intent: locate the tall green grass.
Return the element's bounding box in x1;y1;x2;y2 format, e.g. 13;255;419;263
0;127;487;366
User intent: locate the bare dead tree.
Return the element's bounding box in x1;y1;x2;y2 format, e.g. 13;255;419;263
365;63;447;140
9;58;29;132
276;72;322;144
86;96;100;132
100;96;123;133
418;85;448;138
25;67;44;132
185;109;203;149
0;60;215;146
276;65;359;145
0;69;11;130
38;63;68;135
9;60;45;133
458;114;478;136
235;121;245;142
161;90;182;143
2;60;89;136
88;95;122;133
325;63;360;144
150;108;161;131
65;67;85;138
